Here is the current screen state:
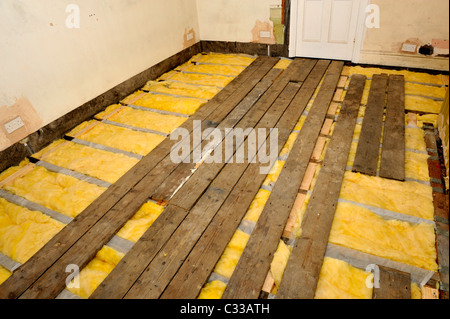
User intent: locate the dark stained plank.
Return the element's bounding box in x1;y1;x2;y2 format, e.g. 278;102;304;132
161;60;331;299
90;58;316;299
275;74;366;299
373;266;411;299
5;57;277;300
352;74;388;175
221;61;344;299
379;75;405;181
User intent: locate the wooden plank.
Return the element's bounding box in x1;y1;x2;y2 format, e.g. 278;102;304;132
0;57;272;299
158;60;331;300
379;75;406;181
373;266;411;299
18;58;279;300
221;61;344;299
91;59;317;299
276;74;366;299
421;285;439;299
151;59;318;204
352;74;388;176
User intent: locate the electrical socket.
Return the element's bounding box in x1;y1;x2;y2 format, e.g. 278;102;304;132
186;32;194;41
401;43;417;53
4;116;25;134
259;31;271;38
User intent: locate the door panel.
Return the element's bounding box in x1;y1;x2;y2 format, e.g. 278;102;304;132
294;0;361;60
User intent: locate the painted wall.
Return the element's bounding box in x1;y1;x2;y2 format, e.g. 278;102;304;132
356;0;449;70
0;0;200;151
196;0;282;44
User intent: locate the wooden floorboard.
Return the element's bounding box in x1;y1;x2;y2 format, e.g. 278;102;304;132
379;75;406;181
221;60;344;299
275;74;366;299
352;74;388;176
1;57;276;300
90;58;314;299
373;266;411;299
161;60;330;299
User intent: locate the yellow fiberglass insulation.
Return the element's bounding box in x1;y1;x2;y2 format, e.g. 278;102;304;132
160;71;233;88
177;63;244;77
339;172;434;221
197;280;227;299
142;81;220;100
66;245;124;299
270;240;292;295
131;91;206;115
405;83;447;99
274;59;292;70
0;265;11;285
213;230;250;279
294;115;307;131
68;120;165;156
314;257;373;299
263;160;285;188
405;95;443;114
95;104;187;135
2;166;106;218
411;282;422;299
405;151;430;182
33;140;139;184
0;198;64;264
342;66;445;86
279;132;299;157
243;188;271;223
405;128;427;152
417;114;439;127
190;53;256;67
115;201;165;243
292;193;311;238
329;202;438;271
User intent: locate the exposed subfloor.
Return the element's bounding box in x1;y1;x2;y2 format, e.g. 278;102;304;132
0;53;448;299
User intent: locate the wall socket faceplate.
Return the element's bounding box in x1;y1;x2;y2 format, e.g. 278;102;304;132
259;31;271;38
186;32;194;41
4;116;25;134
401;43;417;53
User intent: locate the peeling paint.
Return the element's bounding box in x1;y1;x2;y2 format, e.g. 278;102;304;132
251;20;276;45
0;97;42;151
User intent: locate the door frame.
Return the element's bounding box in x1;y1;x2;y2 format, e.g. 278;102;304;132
288;0;370;62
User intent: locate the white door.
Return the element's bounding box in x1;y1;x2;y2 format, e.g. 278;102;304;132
290;0;363;60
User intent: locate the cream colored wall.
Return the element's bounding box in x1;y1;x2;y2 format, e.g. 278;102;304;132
357;0;449;70
0;0;199;151
196;0;282;43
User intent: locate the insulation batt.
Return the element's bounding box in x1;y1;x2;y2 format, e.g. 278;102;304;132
159;71;233;88
95;104;187;135
213;229;250;279
68;120;165;156
339;172;434;221
342;66;445;85
2;165;106;218
329;202;438;271
0;265;11;285
190;53;256;66
66;245;125;299
314;257;373;299
67;201;164;298
270;240;292;295
176;63;245;77
142;81;220;100
197;280;227;299
33;140;139;184
0;198;64;264
243;189;271;222
131;91;207;115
